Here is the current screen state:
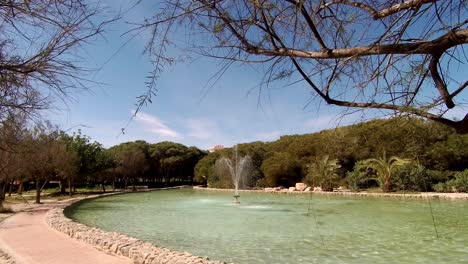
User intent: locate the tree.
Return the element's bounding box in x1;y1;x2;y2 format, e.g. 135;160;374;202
136;0;468;133
150;141;205;185
91;149;117;193
261;152;301;187
60;131;108;192
0;1;114;125
0;114;26;208
22;122;62;203
306;155;341;191
195;152;220;185
360;153;411;192
111;142;150;190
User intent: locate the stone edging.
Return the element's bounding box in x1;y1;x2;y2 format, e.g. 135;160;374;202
0;248;16;264
195;187;468;201
45;191;224;264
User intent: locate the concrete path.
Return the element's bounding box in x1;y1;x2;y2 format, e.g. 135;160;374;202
0;201;130;264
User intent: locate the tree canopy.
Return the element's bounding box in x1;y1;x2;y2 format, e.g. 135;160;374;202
0;1;113;125
136;0;468;133
199;117;468;192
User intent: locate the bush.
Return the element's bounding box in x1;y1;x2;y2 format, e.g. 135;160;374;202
432;170;468;193
425;170;454;184
392;164;430;192
345;170;369;191
452;170;468;192
261;152;302;187
345;161;373;191
432;182;452;193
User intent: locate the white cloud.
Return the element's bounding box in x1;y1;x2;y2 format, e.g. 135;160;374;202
133;110;181;138
304;112;364;131
255;131;281;141
304;115;335;130
186;119;220;140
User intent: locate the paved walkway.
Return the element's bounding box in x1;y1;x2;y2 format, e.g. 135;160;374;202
0;201;130;264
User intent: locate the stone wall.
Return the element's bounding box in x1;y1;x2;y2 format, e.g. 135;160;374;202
195;186;468;200
45;194;224;264
0;248;16;264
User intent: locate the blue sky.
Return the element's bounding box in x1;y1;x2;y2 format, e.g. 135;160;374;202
47;1;467;150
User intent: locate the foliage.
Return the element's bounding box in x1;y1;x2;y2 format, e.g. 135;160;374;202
197;117;468;192
345;161;372;191
0;1;112;125
305;155;341;191
261;152;301;187
136;0;468;133
392;164;430;192
432;182;452;193
195;153;219;185
109;141;205;188
450;170;468;193
357;153;411;192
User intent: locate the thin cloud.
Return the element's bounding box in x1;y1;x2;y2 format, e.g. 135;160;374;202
304;115;335;130
186;119;219;140
133;110;181;138
255;131;281;142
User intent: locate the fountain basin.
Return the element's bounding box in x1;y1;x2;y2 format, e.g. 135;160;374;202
66;189;468;264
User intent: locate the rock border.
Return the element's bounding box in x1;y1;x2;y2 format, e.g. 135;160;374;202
45;186;467;264
195;187;468;201
45;190;224;264
0;248;16;264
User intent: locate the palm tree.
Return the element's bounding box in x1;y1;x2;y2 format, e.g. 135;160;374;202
306;155;341;192
360;153;411;192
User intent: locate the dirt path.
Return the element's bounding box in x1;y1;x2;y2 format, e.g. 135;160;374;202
0;201;131;264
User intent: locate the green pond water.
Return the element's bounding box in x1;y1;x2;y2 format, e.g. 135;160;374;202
66;189;468;263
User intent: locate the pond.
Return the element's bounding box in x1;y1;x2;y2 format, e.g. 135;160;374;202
65;189;468;263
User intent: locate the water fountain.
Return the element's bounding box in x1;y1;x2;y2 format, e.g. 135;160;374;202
216;145;252;204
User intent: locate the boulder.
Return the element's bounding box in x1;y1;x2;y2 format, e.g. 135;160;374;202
264;187;275;192
304;187;312;192
288;187;296;192
313;186;323;192
295;183;308;191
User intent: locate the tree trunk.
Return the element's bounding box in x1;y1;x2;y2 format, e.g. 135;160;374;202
35;179;41;204
112;177;115;192
102;183;106;193
132;178;136;192
18;181;23;195
383;177;392;193
8;181;13;196
59;179;66;194
68;177;72;197
0;182;5;210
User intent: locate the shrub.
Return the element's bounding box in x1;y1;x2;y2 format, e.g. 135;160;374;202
432;182;451;193
261;152;302;187
345;161;375;191
305;155;341;191
392;164;430;192
452;170;468;192
346;170;369;191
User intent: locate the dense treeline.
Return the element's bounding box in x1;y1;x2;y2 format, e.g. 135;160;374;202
108;141;205;190
1;116;467;209
0;116;205;208
195;117;468;193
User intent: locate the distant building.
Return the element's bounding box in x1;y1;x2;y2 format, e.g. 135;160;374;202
208;145;224;153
